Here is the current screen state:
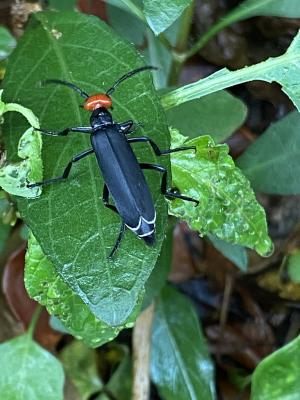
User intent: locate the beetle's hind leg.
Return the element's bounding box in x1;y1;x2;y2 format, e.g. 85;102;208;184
140;163;199;206
27;148;94;188
102;184;126;259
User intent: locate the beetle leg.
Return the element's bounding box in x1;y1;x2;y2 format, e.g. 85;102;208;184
128;136;195;155
118;121;144;135
108;222;126;259
34;126;92;136
27;148;94;188
102;184;119;214
102;185;126;259
140;163;199;206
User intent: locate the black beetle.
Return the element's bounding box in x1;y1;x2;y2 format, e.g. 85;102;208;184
28;66;198;257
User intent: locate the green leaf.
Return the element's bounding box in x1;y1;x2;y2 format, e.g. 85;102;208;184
0;26;16;61
151;285;216;400
208;234;248;271
286;251;300;284
162;29;300;112
3;11;169;326
25;233;125;347
237;111;300;195
107;0;145;46
0;90;42;198
166;91;247;142
169;129;273;256
143;0;192;35
251;335;300;400
0;334;64;400
61;341;103;400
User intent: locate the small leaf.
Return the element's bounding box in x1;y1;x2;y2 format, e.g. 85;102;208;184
162;29;300;112
3;11;169;326
61;341;103;400
286;251;300;284
25;233;123;348
48;0;77;10
144;0;192;35
151;285;216;400
208;234;248;271
251;335;300;400
166;91;247;142
169;129;273;256
0;26;16;61
0;334;64;400
237;111;300;194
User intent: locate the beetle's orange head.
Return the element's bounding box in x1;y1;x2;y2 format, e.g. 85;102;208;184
83;93;112;111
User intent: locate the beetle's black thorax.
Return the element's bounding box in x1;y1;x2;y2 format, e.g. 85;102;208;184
90;107;113;129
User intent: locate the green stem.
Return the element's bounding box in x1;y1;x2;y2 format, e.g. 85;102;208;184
27;305;43;339
161;50;299;109
184;0;274;59
118;0;147;23
168;1;195;86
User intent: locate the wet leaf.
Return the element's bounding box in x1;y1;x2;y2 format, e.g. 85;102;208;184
251;335;300;400
237;111;300;195
3;11;169;326
144;0;192;35
25;233;133;348
0;333;64;400
166;91;247;142
0;91;42;198
61;341;103;400
169;129;273;256
151;285;216;400
162;29;300;112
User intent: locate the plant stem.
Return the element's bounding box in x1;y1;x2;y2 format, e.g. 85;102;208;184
118;0;147;23
168;1;195;86
27;305;43;339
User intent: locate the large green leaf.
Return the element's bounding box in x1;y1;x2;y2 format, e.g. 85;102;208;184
0;334;64;400
3;11;169;326
237;111;300;194
151;285;216;400
169;129;273;256
162;29;300;111
251;335;300;400
166;91;247;142
25;233;138;347
143;0;192;36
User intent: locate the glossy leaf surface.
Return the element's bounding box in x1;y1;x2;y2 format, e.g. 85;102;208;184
169;130;273;256
3;11;169;326
25;233;133;347
144;0;192;35
0;334;64;400
251;335;300;400
237;111;300;194
151;285;216;400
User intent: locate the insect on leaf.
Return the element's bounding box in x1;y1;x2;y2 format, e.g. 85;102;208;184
3;11;169;327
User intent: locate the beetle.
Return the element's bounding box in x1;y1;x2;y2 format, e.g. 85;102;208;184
27;66;198;257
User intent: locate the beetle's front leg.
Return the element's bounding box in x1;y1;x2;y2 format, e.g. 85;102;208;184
34;126;92;137
118;121;144;135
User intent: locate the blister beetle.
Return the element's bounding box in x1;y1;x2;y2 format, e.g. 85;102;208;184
28;66;198;257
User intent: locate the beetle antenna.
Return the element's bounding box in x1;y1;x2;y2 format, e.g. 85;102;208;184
106;66;157;96
41;79;90;99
